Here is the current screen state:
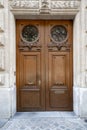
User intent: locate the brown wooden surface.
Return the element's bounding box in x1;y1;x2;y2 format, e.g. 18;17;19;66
16;20;73;111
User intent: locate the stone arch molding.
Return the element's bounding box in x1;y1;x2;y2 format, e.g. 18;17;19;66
9;0;81;16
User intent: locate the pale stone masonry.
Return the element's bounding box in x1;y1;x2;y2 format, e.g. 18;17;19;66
0;0;87;119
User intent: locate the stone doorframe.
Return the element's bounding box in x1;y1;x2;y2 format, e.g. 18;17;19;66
0;0;87;119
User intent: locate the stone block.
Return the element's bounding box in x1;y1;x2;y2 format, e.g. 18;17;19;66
86;0;87;7
85;11;87;31
0;34;5;46
73;86;80;116
0;10;5;32
85;42;87;72
0;74;5;85
0;87;16;119
0;0;4;8
0;49;5;71
80;88;87;118
0;73;9;87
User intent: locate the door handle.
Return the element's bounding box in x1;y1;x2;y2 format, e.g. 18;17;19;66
55;82;64;86
27;81;34;85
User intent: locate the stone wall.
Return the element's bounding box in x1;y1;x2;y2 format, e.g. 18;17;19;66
0;0;16;118
0;0;87;118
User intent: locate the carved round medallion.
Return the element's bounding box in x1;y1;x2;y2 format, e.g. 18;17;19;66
51;25;68;43
21;25;38;43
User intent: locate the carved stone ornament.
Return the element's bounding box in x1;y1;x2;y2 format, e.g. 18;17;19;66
9;0;39;9
51;1;80;9
9;0;80;11
40;0;50;14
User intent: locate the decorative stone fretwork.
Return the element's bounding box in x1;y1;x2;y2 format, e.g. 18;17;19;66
9;0;39;9
0;75;5;86
51;0;80;9
9;0;80;11
0;11;4;32
0;34;5;46
0;0;4;8
0;49;5;71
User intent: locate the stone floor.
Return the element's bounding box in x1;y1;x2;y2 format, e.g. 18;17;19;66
0;112;87;130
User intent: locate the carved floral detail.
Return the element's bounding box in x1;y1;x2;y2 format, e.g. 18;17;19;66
48;42;71;51
19;40;41;51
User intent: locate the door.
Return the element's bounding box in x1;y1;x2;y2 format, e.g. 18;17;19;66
16;20;73;111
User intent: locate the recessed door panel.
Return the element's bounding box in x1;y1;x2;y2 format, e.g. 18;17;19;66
48;52;70;109
16;20;73;111
19;52;41;110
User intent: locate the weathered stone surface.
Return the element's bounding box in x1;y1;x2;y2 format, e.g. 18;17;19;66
80;88;87;117
0;49;5;71
0;10;5;32
0;87;16;118
0;0;4;8
0;75;5;86
0;34;4;46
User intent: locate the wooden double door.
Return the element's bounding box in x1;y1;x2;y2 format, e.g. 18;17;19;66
16;20;73;111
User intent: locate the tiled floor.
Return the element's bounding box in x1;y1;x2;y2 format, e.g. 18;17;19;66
0;112;87;130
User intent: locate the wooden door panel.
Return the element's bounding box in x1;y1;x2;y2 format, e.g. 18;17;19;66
50;54;66;85
50;90;69;108
16;20;45;111
49;52;70;88
48;52;71;109
45;21;73;110
23;53;40;87
19;52;41;110
20;90;40;108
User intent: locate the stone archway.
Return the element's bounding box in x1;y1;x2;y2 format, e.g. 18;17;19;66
1;0;87;118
